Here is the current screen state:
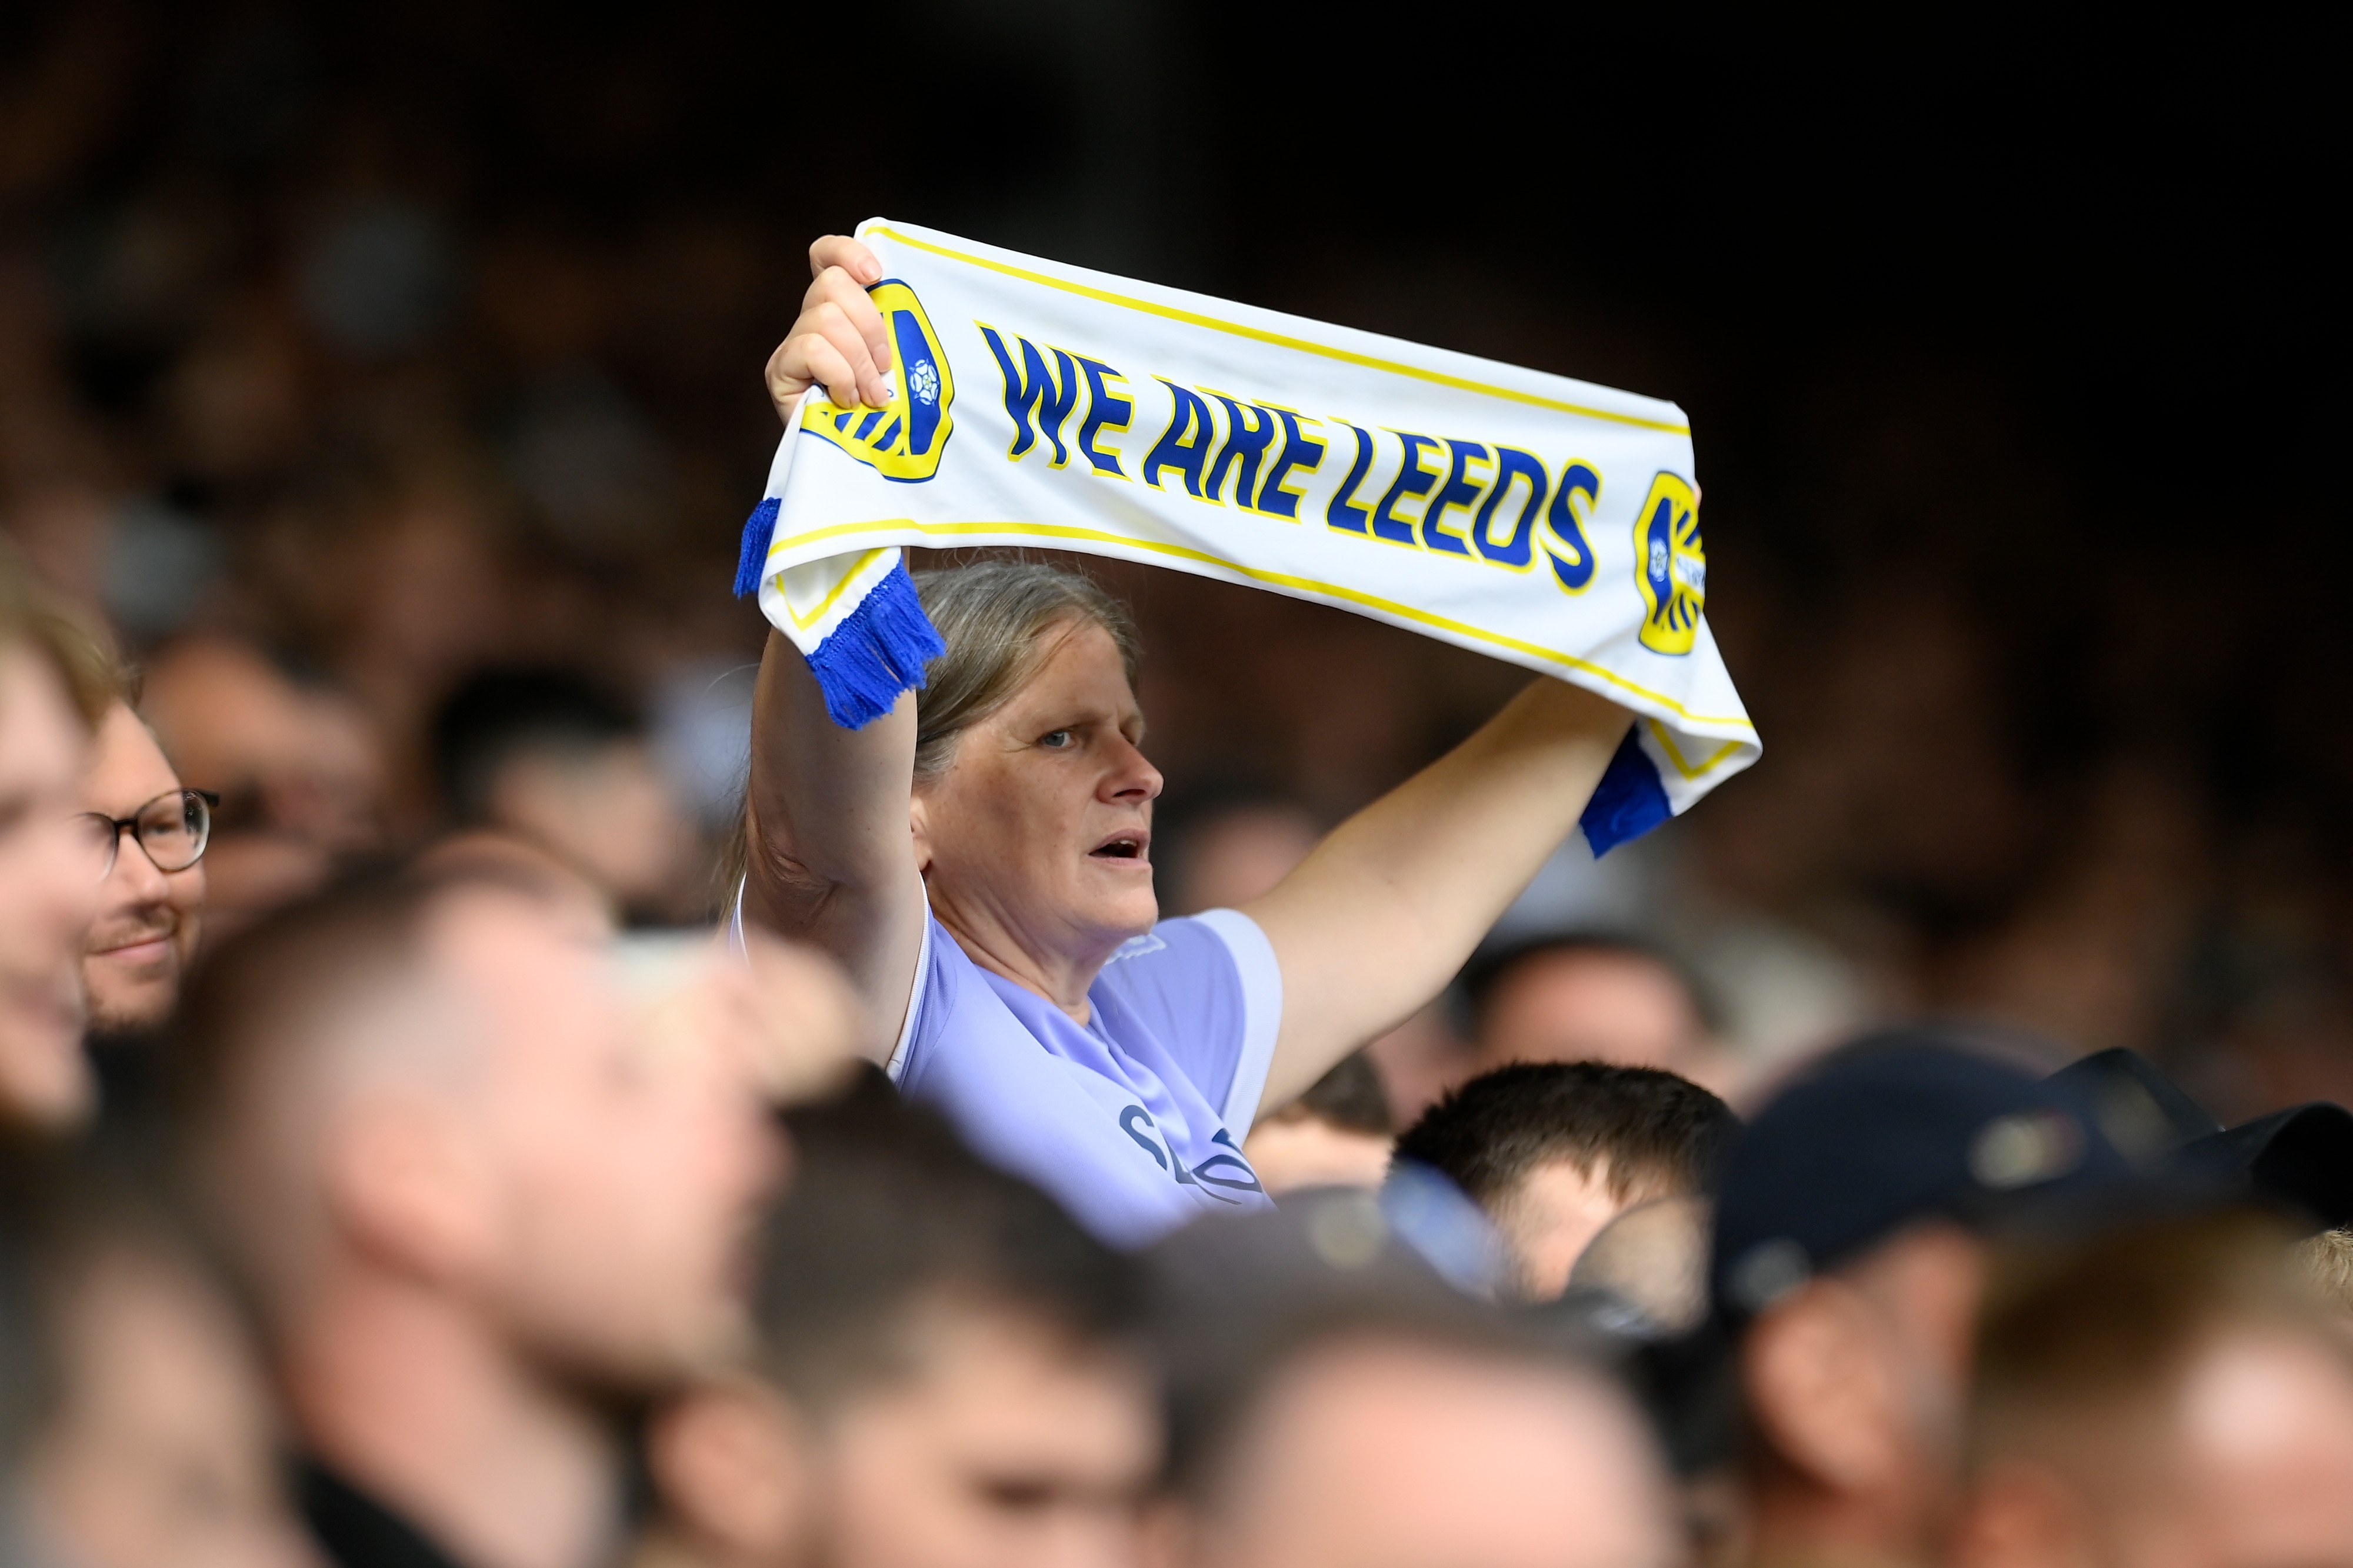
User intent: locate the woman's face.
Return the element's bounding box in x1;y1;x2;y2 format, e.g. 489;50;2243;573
913;620;1162;963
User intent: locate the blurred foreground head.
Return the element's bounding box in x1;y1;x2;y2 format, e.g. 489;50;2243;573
1154;1287;1677;1568
1712;1033;2142;1568
1954;1212;2353;1568
1;553;104;1132
644;1080;1152;1568
433;668;694;919
2;1153;314;1568
178;866;780;1568
1395;1061;1735;1300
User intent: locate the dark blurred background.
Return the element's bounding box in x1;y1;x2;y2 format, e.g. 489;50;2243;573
3;3;2344;1115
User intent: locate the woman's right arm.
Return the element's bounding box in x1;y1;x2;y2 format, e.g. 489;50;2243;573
744;639;926;1053
742;235;929;1052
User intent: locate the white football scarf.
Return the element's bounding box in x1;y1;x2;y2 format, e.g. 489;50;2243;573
735;220;1758;853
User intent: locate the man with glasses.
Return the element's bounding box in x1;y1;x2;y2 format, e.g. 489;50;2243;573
75;688;215;1046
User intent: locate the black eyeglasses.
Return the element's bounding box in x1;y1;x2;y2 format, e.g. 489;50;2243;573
75;789;220;881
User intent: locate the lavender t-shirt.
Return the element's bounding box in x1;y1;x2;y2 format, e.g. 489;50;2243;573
882;905;1283;1247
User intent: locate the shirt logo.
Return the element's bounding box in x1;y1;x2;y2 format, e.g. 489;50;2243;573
801;279;956;482
1119;1106;1264;1202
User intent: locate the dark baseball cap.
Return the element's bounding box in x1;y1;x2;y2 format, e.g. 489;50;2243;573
2049;1047;2353;1233
1711;1030;2142;1326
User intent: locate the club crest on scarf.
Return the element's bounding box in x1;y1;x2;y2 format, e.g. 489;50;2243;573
1632;472;1705;656
801;281;956;482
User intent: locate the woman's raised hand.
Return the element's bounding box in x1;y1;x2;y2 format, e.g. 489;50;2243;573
762;234;896;423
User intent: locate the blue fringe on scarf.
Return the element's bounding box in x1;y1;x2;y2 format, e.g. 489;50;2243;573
1579;726;1672;856
802;558;946;729
733;497;781;599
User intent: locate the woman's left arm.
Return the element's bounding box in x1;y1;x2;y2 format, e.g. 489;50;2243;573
1239;677;1631;1108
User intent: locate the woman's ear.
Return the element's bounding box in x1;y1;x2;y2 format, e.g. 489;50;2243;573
909;791;934;873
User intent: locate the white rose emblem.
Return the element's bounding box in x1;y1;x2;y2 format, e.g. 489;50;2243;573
909;359;939;406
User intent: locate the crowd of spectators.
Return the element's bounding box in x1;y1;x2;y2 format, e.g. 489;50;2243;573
4;6;2350;1125
8;8;2353;1567
14;555;2353;1568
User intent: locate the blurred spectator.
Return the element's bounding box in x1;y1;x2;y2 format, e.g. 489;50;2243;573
1709;1036;2140;1568
1152;1294;1678;1568
431;668;695;923
1158;792;1322;917
1241;1053;1393;1196
64;633;216;1126
1952;1213;2353;1568
414;832;616;944
1554;1194;1737;1561
76;693;209;1045
1464;933;1735;1097
6;1155;315;1568
178;869;780;1568
615;925;869;1115
638;1078;1153;1568
140;637;384;933
0;1210;54;1558
1;555;104;1134
1358;999;1475;1129
1393;1062;1736;1300
2048;1046;2353;1235
1565;1195;1714;1340
2295;1227;2353;1332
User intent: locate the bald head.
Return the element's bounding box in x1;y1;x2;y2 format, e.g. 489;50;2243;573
1184;1330;1677;1568
178;872;509;1312
181;868;779;1384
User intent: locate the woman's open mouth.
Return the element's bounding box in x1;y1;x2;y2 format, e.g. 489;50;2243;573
1089;832;1149;863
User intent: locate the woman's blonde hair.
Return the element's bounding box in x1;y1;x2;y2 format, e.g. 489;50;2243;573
910;559;1141;785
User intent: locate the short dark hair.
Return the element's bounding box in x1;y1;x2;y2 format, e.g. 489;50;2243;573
1464;932;1717;1037
751;1074;1142;1419
1393;1061;1738;1210
431;667;641;825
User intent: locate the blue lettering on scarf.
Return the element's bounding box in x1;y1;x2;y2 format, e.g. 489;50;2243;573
1074;357;1132;477
1325;422;1377;534
1142;381;1218;499
1474;447;1551;570
1202;393;1278;510
1371;432;1444;546
1423;439;1492;556
1542;461;1601;592
1255;407;1327;518
979;326;1079;467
